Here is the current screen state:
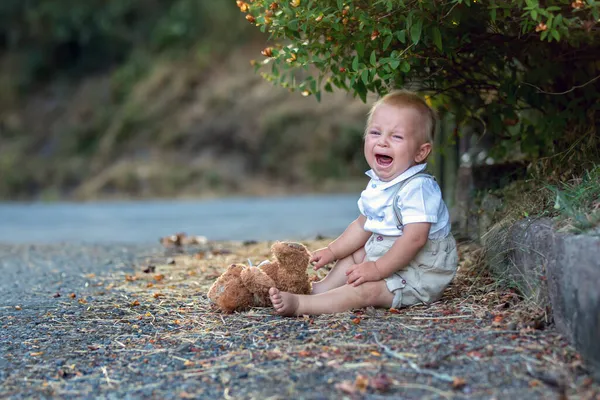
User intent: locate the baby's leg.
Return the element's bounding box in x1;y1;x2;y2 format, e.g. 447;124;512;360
270;280;393;316
311;247;366;294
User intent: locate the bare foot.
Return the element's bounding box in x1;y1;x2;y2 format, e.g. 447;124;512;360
269;287;300;316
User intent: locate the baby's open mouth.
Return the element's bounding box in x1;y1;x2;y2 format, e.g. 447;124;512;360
375;154;393;166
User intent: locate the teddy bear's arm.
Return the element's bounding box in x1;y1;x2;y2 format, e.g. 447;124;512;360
240;266;277;297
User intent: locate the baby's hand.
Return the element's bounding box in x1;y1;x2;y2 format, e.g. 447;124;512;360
310;247;336;270
346;261;382;287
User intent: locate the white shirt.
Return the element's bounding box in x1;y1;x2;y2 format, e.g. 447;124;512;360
357;163;451;239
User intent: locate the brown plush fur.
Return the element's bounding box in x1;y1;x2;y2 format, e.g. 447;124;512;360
207;242;312;313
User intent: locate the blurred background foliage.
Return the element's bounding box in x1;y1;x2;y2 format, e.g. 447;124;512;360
0;0;370;200
0;0;246;90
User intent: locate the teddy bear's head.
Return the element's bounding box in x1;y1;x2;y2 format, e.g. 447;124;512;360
271;241;310;273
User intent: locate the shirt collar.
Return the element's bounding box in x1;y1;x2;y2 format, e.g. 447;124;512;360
365;163;427;190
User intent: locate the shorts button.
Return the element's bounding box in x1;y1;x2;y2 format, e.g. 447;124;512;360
371;183;377;188
401;279;406;284
376;235;383;241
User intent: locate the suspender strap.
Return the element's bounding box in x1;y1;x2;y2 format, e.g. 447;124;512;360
391;172;436;230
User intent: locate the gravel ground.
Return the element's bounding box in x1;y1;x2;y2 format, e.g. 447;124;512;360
1;241;599;399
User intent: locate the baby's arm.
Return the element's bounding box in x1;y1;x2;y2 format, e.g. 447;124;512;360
345;222;430;286
311;215;370;270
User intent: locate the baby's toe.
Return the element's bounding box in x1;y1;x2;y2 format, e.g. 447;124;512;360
271;296;282;305
268;287;279;296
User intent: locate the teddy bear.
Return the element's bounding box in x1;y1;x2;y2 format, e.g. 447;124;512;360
207;241;312;313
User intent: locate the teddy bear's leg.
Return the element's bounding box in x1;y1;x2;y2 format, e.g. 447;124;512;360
240;266;277;307
207;264;254;313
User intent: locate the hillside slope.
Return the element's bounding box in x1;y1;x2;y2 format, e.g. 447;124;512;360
0;44;371;201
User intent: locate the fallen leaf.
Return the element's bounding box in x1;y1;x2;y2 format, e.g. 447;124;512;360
369;374;391;392
351;317;361;324
53;293;61;298
14;306;22;310
452;377;467;389
69;293;76;299
30;352;44;356
153;293;165;299
130;300;140;307
370;351;381;357
183;360;194;367
529;379;541;387
467;351;483;359
87;345;99;351
78;299;87;304
355;375;369;393
298;350;311;357
154;274;165;282
335;381;357;394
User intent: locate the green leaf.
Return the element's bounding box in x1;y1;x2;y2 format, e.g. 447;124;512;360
356;42;365;57
337;0;343;10
555;14;563;26
324;82;333;92
525;0;539;7
551;29;560;41
383;35;393;51
400;61;411;73
531;9;538;20
410;20;422;44
352;55;359;72
361;69;369;85
390;59;400;70
370;50;377;66
310;78;317;94
432;27;442;51
395;30;406;44
315;90;321;102
355;81;367;103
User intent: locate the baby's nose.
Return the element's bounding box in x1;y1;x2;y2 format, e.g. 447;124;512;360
377;136;389;146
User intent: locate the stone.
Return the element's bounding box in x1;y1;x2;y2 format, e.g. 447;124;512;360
484;218;600;379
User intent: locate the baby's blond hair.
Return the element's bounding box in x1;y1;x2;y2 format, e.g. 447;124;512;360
366;90;437;145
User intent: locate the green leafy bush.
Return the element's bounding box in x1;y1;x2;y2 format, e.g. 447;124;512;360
239;0;600;160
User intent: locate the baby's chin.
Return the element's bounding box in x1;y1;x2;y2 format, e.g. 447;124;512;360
372;169;402;182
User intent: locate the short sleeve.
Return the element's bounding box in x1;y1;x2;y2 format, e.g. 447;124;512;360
396;177;441;224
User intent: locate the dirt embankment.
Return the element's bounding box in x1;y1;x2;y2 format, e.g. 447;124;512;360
0;44;371;201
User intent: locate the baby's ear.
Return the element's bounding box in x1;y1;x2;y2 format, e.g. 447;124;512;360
415;142;432;163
